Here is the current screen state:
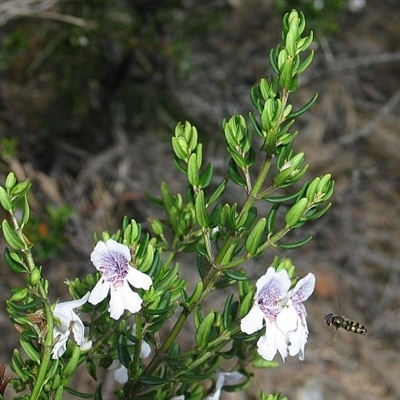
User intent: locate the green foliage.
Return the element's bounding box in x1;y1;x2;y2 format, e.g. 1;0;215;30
0;10;334;400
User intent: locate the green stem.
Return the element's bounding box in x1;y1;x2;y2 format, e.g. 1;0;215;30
139;307;191;377
30;301;54;400
8;208;55;399
212;153;273;269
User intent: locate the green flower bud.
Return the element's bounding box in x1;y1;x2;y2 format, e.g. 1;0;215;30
29;267;41;286
285;198;308;227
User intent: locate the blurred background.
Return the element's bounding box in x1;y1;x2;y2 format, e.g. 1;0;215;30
0;0;399;399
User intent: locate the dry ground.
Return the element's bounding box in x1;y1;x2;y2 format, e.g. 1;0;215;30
1;1;400;399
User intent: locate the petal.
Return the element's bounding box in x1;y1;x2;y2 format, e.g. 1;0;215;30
53;292;90;331
90;239;131;270
256;268;291;314
140;341;151;359
255;267;276;292
223;371;245;386
90;241;110;269
271;323;290;361
52;331;69;359
108;283;143;319
205;388;222;400
240;305;265;334
108;288;125;320
88;279;110;305
256;267;290;295
288;321;308;360
276;301;298;333
114;364;129;384
80;340;93;352
257;320;289;362
290;273;315;304
71;313;86;344
126;267;153;290
105;239;131;262
257;333;278;361
120;284;143;314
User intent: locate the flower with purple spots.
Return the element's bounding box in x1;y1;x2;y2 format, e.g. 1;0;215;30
88;239;152;320
240;266;315;361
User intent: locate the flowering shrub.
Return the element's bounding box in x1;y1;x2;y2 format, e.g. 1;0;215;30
0;10;334;400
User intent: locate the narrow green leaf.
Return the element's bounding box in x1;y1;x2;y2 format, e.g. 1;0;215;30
287;93;318;119
195;312;215;348
245;218;267;255
267;203;280;234
118;335;131;368
278;235;313;249
316;173;332;193
5;172;17;191
9;287;28;302
188;281;204;304
0;186;13;211
239;290;255;318
20;336;40;364
171;136;188;161
296;50;314;74
160;182;175;211
10;349;30;382
199;163;213;189
269;48;280;74
228;160;246;188
54;386;64;400
137;244;154;272
263;188;304;204
10;179;31;198
20;196;30;227
222;294;235;329
1;219;25;249
7;298;42;312
305;203;332;221
195;190;208;228
64;386;99;399
224;269;247;281
208;177;227;204
4;247;26;273
188;153;200;186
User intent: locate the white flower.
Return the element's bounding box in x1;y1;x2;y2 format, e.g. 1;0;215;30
88;239;153;320
52;292;92;359
240;267;315;362
205;371;245;400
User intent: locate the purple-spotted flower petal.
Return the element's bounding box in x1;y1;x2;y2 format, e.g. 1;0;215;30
88;239;152;320
240;266;315;362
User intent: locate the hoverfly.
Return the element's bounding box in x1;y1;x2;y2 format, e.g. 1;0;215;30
324;313;367;334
